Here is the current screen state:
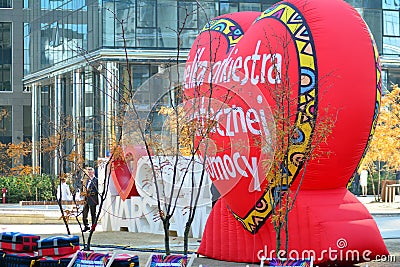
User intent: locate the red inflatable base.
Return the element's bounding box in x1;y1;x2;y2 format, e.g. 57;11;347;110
198;188;388;265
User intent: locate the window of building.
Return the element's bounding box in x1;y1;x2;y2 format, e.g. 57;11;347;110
115;1;136;47
137;0;156;47
158;0;177;48
386;68;400;89
0;22;11;91
138;0;156;28
0;0;11;8
383;2;400;56
220;2;238;14
24;23;30;75
23;106;32;166
131;65;151;110
41;0;86;10
239;2;261;11
40;84;54;174
127;64;159;111
262;1;280;10
383;0;400;10
383;10;400;36
197;2;218;33
383;36;400;54
40;23;51;66
23;105;32;140
108;0;220;49
0;106;12;143
363;0;381;8
0;105;11;172
178;1;218;48
178;1;198;29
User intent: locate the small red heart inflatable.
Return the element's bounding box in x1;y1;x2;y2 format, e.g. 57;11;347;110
111;145;147;200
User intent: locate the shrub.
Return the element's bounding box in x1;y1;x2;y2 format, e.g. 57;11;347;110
0;174;54;203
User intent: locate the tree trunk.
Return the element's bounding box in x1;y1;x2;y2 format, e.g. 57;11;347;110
183;218;193;255
163;219;171;255
377;161;381;201
371;171;377;201
276;226;281;258
58;202;71;235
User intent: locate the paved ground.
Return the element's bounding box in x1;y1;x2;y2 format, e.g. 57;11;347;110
0;196;399;266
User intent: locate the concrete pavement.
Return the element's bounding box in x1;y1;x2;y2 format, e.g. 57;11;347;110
0;195;399;266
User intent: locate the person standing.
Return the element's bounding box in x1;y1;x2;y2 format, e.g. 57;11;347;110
360;169;368;196
82;167;99;232
352;171;360;196
57;177;73;201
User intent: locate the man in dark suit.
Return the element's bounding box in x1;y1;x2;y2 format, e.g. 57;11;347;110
82;167;99;232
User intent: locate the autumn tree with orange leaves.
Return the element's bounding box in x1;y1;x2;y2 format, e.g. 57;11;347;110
361;84;400;199
0;108;35;175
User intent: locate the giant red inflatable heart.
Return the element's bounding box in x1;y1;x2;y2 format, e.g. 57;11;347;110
184;0;388;264
185;1;381;229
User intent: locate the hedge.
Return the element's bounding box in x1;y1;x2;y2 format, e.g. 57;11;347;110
0;174;54;203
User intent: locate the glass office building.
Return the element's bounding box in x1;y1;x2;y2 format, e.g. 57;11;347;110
23;0;400;174
0;1;31;173
346;0;400;92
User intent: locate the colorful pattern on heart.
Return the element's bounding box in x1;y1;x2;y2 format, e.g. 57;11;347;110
201;18;245;52
230;2;318;234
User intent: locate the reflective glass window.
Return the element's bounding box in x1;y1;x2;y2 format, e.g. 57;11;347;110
381;69;388;94
344;0;364;8
262;1;281;11
180;29;197;48
0;105;12;172
383;10;400;36
197;2;218;29
386;69;400;88
0;106;12;139
0;0;11;8
363;0;381;8
239;2;261;11
138;0;156;27
179;1;198;29
383;0;400;10
158;0;177;48
220;2;238;13
0;22;11;91
115;1;136;47
132;65;151;110
383;36;400;54
41;0;86;10
103;0;115;47
137;28;156;47
24;23;30;75
23;105;32;139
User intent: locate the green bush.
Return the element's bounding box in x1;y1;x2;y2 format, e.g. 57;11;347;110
0;174;54;203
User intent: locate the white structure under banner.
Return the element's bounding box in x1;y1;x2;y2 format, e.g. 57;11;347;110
99;156;213;238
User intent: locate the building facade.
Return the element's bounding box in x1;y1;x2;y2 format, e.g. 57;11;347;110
22;0;400;175
23;0;281;174
347;0;400;92
0;0;32;171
